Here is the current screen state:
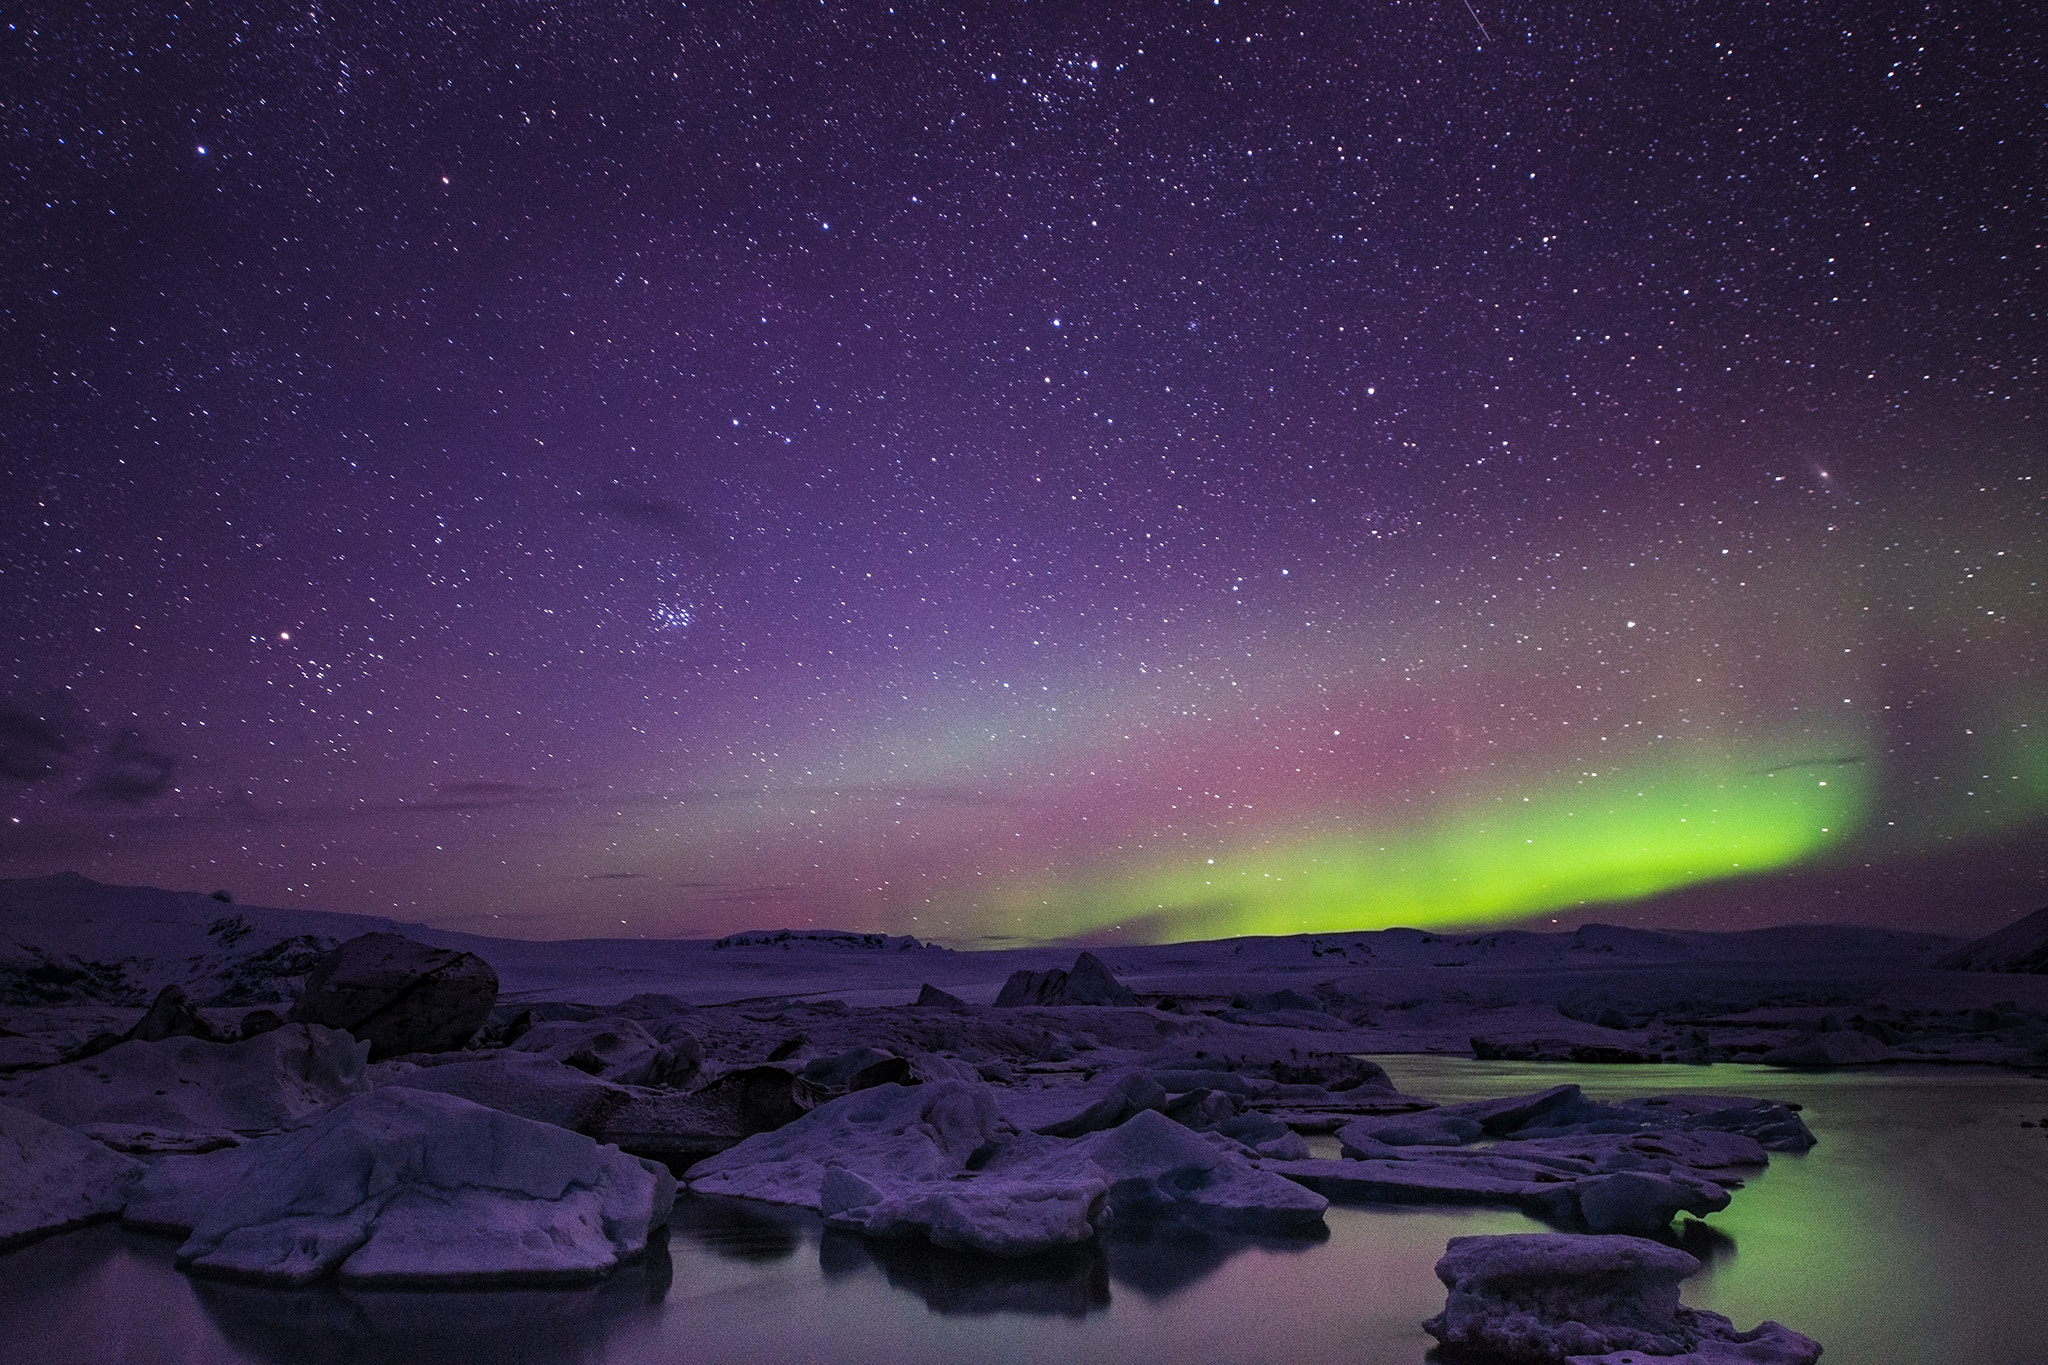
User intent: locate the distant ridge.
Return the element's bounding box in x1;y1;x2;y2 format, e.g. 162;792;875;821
711;928;942;953
1935;905;2048;974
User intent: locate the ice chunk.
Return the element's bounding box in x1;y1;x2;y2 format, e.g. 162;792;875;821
507;1015;699;1087
371;1052;630;1134
1043;1108;1328;1229
829;1176;1105;1258
125;1086;674;1286
1035;1070;1169;1137
0;1102;146;1249
1424;1233;1821;1363
2;1023;368;1151
686;1080;1002;1207
1339;1112;1484;1149
1548;1170;1733;1236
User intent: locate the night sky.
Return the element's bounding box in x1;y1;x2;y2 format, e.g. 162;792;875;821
4;1;2043;945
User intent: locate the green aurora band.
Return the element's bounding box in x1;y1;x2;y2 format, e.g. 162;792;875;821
979;748;1877;943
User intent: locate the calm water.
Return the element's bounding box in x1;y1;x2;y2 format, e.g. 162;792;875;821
4;1060;2044;1365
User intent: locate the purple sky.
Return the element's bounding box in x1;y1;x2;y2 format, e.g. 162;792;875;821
4;2;2042;944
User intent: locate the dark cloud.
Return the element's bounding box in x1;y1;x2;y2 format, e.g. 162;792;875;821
79;729;179;805
436;779;557;799
0;707;72;782
585;487;722;554
413;779;565;812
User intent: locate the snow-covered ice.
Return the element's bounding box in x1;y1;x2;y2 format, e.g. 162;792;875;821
1425;1232;1822;1363
0;1023;368;1152
0;1102;145;1249
125;1086;674;1285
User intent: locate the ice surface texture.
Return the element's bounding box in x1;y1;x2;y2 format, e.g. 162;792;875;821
125;1086;675;1286
1425;1232;1822;1363
2;1023;368;1152
686;1080;1326;1257
0;1102;145;1249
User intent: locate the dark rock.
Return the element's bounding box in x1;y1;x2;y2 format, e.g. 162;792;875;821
1438;1084;1610;1135
1338;1113;1483;1151
287;933;498;1061
129;984;222;1043
1249;988;1325;1014
995;952;1138;1007
1525;1170;1733;1236
1146;1046;1392;1095
1473;1037;1660;1064
799;1045;911;1097
1;948;144;1007
913;983;972;1010
1935;904;2048;973
238;1009;285;1039
61;1032;125;1063
199;934;337;1007
693;1064;810;1132
1759;1029;1889;1067
1036;1071;1169;1137
1163;1088;1242;1130
1471;1036;1553;1061
474;1007;535;1048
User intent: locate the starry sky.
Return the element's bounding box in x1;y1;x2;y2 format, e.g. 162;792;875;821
3;1;2043;946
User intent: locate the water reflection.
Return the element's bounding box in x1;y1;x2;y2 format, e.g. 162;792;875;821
190;1234;673;1365
822;1230;1112;1317
665;1193;808;1263
1100;1220;1331;1300
7;1065;2042;1365
1669;1215;1737;1269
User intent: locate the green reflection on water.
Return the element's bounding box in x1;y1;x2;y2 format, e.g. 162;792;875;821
1371;1058;2048;1365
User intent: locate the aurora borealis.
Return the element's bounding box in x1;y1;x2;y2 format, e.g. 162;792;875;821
3;2;2042;944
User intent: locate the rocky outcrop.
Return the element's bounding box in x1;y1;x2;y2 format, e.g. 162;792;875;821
1759;1029;1891;1066
912;982;972;1010
125;1086;674;1286
127;984;224;1043
1935;904;2048;973
288;933;498;1059
994;952;1139;1007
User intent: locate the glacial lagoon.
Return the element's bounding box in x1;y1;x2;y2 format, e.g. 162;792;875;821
4;1060;2044;1365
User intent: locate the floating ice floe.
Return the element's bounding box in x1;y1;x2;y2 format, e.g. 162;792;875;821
124;1086;674;1286
0;1102;146;1249
686;1079;1327;1257
1424;1232;1822;1364
1265;1085;1796;1236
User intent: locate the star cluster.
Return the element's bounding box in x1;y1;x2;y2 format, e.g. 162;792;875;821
2;1;2041;942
